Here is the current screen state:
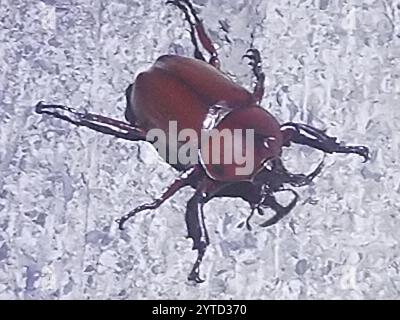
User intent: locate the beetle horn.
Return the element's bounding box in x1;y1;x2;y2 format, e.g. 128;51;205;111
259;189;299;227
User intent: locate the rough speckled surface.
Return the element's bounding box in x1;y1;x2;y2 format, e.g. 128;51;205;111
0;0;399;299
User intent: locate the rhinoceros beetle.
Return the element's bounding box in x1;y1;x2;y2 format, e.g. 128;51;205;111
35;0;369;283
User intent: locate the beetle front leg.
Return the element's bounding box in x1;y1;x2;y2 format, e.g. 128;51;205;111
168;0;220;68
117;167;201;230
35;102;147;142
185;184;209;283
281;122;370;162
243;48;265;104
271;156;325;187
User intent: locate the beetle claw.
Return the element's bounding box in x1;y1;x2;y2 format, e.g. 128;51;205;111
357;146;370;162
33;102;85;123
188;271;205;283
245;48;259;55
187;247;206;284
242;54;256;62
115;218;125;230
35;101;45;113
243;48;261;62
241;54;252;61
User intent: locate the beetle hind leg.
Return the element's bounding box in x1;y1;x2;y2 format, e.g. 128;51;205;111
185;186;209;283
167;0;220;68
243;48;265;104
35;101;146;142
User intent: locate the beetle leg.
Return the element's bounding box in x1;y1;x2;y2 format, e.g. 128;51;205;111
167;0;206;62
243;48;265;104
244;205;257;231
35;101;147;142
167;0;220;68
281;122;370;162
260;189;299;227
238;190;270;231
185;182;209;283
237;204;257;231
181;0;220;67
272;156;325;187
116;167;201;230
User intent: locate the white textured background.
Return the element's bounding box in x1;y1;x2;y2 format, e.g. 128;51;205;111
0;0;399;299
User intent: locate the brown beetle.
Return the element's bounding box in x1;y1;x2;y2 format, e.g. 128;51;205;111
35;0;369;283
